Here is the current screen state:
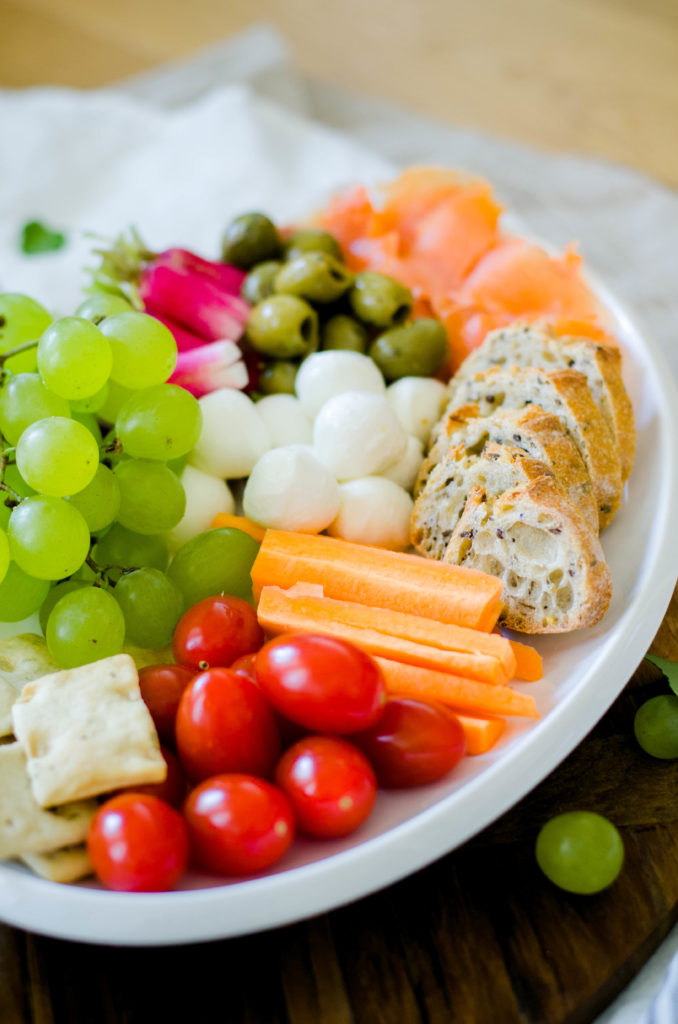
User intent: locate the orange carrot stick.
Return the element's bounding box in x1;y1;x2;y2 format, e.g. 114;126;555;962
251;530;504;631
211;513;266;543
259;585;516;679
456;715;506;754
508;639;543;682
376;658;539;719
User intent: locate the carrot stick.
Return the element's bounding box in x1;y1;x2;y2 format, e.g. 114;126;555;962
508;639;543;682
456;715;506;754
251;530;504;631
376;658;539;718
211;513;266;543
258;585;514;684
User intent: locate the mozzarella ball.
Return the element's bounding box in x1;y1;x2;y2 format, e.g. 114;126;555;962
189;389;271;478
313;391;408;480
328;477;414;550
295;351;385;419
386;376;449;444
381;435;425;492
255;394;313;448
169;465;235;549
243;446;340;533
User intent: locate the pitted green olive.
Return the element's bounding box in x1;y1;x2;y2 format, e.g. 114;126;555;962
246;295;318;359
222;213;282;269
274;252;353;304
241;261;282;305
321;314;369;353
284;229;343;262
368;319;448;380
349;271;413;328
258;360;300;395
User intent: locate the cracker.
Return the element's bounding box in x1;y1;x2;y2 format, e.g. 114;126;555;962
0;744;97;859
12;653;166;808
21;844;93;883
0;634;60;738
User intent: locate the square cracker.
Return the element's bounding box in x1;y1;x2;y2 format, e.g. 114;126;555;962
21;844;93;884
12;653;166;808
0;743;97;859
0;634;60;738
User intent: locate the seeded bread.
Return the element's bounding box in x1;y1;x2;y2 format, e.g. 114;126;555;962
445;366;622;529
452;324;636;482
443;478;612;633
415;403;599;534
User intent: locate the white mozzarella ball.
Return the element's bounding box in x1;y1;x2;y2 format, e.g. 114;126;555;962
328;477;414;550
243;446;340;533
295;351;385;419
386;376;449;444
254;394;313;448
381;435;425;491
169;465;235;549
190;389;271;478
312;391;408;480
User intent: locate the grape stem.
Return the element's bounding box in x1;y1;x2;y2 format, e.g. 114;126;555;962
0;449;21;506
0;338;39;366
101;437;123;457
85;553;138;588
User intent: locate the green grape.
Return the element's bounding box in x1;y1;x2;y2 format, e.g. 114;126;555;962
114;459;185;534
37;317;112;400
535;811;624;894
39;578;89;634
46;586;126;668
113;567;183;647
0;373;71;445
98;380;135;424
99;312;177;389
93;523;168;572
71;410;103;442
0;465;35;530
16;416;99;496
168;527;259;609
66;464;120;532
116;384;202;461
0;561;50;621
71;382;109;413
0;528;9;585
633;695;678;758
8;496;90;579
75;294;133;323
167;453;188;477
0;294;52;374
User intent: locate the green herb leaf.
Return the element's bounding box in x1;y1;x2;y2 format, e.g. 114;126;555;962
20;221;67;255
646;654;678;696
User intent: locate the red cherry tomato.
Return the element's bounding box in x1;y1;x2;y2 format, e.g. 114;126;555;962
175;667;280;782
173;595;264;671
183;774;295;875
230;652;258;683
275;736;377;838
87;793;189;892
138;664;195;745
116;746;187;808
254;634;386;734
352;698;466;788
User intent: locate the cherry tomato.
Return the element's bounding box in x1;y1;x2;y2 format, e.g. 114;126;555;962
116;746;187;808
184;774;295;875
230;652;258;683
275;736;377;838
173;595;264;671
138;664;195;745
352;698;466;788
175;667;280;782
254;634;386;734
87;793;189;892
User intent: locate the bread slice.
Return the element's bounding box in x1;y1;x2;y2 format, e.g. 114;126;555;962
443;479;613;633
411;442;559;560
452;324;635;482
445;366;622;529
415;403;598;534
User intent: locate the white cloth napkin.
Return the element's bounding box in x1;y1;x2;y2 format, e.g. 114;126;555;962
2;23;678;1021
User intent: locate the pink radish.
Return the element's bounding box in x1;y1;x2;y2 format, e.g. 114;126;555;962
169;340;249;397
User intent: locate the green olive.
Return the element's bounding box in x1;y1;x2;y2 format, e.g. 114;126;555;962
259;360;299;395
368;319;448;381
322;314;369;353
222;213;282;269
349;271;413;328
241;261;282;305
274;252;353;304
284;228;343;262
246;295;319;359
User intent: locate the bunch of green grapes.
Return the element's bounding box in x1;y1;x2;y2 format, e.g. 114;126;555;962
0;291;242;668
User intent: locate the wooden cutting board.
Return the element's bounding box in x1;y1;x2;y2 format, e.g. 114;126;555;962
2;589;678;1024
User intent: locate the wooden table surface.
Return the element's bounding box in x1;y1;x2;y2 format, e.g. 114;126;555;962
2;2;678;1021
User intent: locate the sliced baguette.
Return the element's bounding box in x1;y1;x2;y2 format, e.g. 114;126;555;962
445;366;622;529
443;479;612;633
